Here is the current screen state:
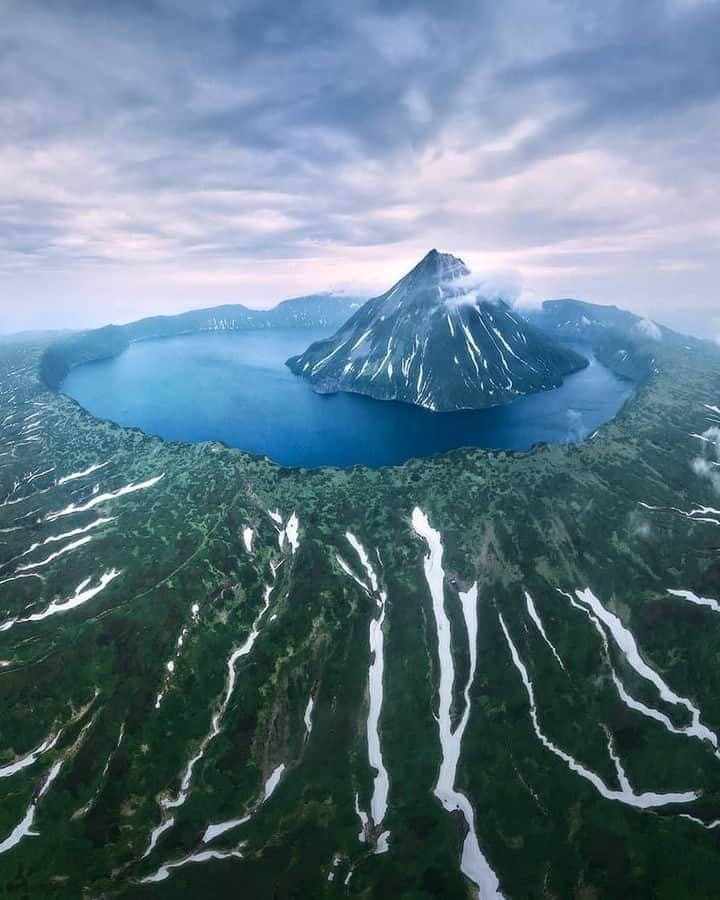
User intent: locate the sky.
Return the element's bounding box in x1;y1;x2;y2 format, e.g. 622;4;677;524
1;0;719;338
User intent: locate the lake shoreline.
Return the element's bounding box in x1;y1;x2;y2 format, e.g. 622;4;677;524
62;330;633;469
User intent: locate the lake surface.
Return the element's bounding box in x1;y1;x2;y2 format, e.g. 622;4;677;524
62;329;633;468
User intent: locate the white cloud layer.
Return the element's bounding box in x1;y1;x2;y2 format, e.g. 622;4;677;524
635;319;663;341
0;0;719;334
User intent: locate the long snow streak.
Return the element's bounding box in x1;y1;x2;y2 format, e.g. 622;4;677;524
558;590;702;743
0;572;43;588
354;792;369;843
681;813;720;830
13;516;113;563
611;672;687;738
574;589;718;749
200;763;286;849
460;322;481;376
474;312;514;388
0;759;64;855
336;554;370;593
140;848;244;884
303;696;314;735
370;336;394;381
366;590;388;827
344;532;389;837
638;501;720;526
264;763;285;800
668;589;720;614
0;569;121;632
143;818;175;859
311;336;350;375
145;582;274;856
16;534;93;572
345;532;379;594
202;817;249;844
524;592;566;671
498;612;697;809
412;508;503;899
45;474;164;521
0;732;59;779
57;461;109;485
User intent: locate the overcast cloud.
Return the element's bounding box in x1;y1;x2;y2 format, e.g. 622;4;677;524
1;0;719;335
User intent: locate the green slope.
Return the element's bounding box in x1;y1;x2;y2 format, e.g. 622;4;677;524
0;306;719;899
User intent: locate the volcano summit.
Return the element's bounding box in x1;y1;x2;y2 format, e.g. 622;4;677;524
286;250;587;412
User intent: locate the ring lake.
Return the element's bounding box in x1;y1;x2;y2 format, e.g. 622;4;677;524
62;328;633;468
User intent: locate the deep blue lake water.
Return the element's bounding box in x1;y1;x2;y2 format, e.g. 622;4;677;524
62;329;633;468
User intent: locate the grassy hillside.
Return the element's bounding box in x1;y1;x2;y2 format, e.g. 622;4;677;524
0;309;719;898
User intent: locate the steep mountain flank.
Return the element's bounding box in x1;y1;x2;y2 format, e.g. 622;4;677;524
287;250;587;411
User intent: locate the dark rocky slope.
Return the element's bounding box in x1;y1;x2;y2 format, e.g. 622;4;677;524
286;250;587;411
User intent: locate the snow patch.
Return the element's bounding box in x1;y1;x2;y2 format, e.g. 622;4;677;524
499;612;697;809
412;508;503;898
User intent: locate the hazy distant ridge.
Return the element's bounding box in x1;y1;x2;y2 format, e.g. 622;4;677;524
40;293;362;389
